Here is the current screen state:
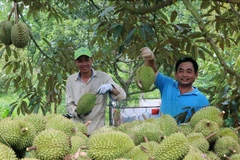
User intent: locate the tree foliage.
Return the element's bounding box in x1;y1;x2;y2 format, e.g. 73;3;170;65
0;0;239;127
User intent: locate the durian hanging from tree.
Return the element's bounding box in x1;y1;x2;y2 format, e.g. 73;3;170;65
0;1;31;48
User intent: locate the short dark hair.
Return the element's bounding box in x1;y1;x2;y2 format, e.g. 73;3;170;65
175;57;198;73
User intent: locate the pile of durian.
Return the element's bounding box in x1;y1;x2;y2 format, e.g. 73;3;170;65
0;106;240;160
0;20;31;48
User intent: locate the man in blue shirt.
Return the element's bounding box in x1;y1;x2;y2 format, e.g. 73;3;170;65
140;47;209;123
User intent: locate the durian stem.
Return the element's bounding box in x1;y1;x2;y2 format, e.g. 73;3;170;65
140;145;148;153
234;126;240;133
205;132;217;140
20;127;28;133
85;121;91;127
14;2;18;23
143;135;149;142
206;121;210;127
26;146;37;151
220;111;225;117
224;154;231;160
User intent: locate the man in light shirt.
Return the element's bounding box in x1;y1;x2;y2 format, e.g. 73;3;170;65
66;47;126;135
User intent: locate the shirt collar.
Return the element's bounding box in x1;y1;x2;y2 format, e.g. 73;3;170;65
174;81;198;95
75;68;97;81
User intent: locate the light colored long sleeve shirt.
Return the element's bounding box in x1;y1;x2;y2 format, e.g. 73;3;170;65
66;68;126;135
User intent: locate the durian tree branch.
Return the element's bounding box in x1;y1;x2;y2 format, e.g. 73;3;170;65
8;6;15;21
215;0;240;4
182;0;240;79
117;0;177;14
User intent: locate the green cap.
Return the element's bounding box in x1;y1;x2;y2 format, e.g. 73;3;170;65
74;47;92;60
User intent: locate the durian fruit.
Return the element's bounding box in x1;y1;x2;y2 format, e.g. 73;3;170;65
178;123;193;136
134;66;155;92
74;121;88;135
154;114;178;136
76;93;97;116
0;20;13;45
117;120;143;133
45;114;77;137
214;136;240;158
216;127;239;141
11;22;30;48
206;151;221;160
0;117;36;152
183;146;206;160
27;129;71;160
154;132;190;160
23;114;46;134
193;119;220;143
187;132;209;153
229;154;240;160
125;141;159;160
87;130;135;160
190;106;224;127
0;142;18;160
127;122;164;145
13;118;37;150
70;135;87;155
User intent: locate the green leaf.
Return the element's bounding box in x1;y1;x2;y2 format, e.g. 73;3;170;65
113;25;123;38
57;73;63;83
143;24;154;36
170;11;178;22
99;6;115;18
200;1;211;9
125;27;136;45
0;47;5;58
4;77;12;93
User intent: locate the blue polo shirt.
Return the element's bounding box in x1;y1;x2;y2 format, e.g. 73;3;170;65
155;72;209;122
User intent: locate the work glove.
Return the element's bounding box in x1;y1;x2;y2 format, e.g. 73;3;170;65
97;84;113;95
140;47;155;60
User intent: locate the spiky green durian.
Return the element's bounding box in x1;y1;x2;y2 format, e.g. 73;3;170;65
134;66;155;92
0;20;13;45
214;136;240;158
13;118;37;150
0;117;21;146
190;106;224;127
70;135;87;155
206;151;221;160
154;132;190;160
117;120;143;132
11;22;30;48
0;142;18;160
24;114;46;134
75;121;88;135
0;117;36;151
76;93;96;115
230;154;240;160
217;127;239;141
87;130;135;160
183;146;206;160
45;114;77;136
125;141;159;160
127;122;164;145
193;119;220;143
154;114;178;136
27;129;71;160
187;132;209;153
178;123;193;136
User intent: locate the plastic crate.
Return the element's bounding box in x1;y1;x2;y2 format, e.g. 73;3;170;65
108;98;161;126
